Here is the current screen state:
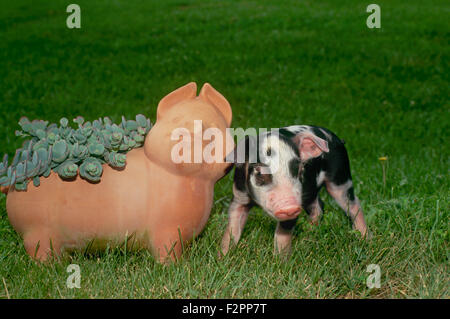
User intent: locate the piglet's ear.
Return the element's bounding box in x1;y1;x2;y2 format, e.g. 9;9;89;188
293;133;329;161
199;83;232;127
157;82;197;121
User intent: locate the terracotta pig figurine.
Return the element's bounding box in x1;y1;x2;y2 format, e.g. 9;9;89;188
3;82;234;262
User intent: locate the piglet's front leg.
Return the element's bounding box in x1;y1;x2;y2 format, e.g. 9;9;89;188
220;201;250;256
220;187;252;256
274;218;297;258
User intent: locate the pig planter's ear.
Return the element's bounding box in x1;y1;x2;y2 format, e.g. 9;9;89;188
293;132;329;161
157;82;197;120
199;83;232;127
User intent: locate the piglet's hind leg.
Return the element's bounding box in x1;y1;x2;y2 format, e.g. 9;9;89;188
326;180;368;237
305;197;324;225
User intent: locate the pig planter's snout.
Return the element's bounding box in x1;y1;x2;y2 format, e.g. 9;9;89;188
3;82;234;263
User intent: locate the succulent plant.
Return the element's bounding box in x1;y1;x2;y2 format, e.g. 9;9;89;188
71;143;89;160
108;152;127;168
79;157;103;182
52;140;69;163
0;114;152;190
88;143;105;156
57;161;79;179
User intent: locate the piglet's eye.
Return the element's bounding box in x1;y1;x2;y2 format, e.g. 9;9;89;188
254;166;273;186
298;164;305;180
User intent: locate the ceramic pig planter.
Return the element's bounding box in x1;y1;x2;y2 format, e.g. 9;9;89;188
2;82;234;263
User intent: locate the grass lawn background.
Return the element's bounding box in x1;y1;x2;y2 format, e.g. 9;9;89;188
0;0;448;298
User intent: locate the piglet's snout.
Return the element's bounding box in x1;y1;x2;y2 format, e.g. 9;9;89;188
267;190;302;220
274;204;301;219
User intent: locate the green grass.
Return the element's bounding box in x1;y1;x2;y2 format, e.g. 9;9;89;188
0;0;448;298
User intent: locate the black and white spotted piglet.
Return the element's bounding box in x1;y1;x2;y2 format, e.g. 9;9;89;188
220;125;368;256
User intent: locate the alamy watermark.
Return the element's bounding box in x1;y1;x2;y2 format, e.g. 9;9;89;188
64;5;381;34
366;264;381;289
170;121;280;173
66;4;81;29
366;4;381;29
66;264;81;289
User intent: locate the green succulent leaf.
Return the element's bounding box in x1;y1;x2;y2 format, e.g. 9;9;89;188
79;158;103;182
33;139;49;151
93;119;103;129
9;170;16;185
135;114;147;128
88;143;105;156
60;117;69;127
47;132;59;144
59;127;72;138
15;162;25;177
82;122;93;137
133;134;145;143
128;139;137;148
15;130;27;137
71;143;89;160
33;176;40;187
52;140;69;163
21;122;34;135
43;167;51;178
26;160;40;178
0;176;10;187
74;132;87;144
108;152;127;168
126;120;138;132
31;120;48;131
73;116;85;126
119;143;130;151
36;148;48;162
103;117;112;125
57;161;79;179
35;129;46;139
137;127;147;135
14;181;29;191
110;132;123;147
18;117;30;127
